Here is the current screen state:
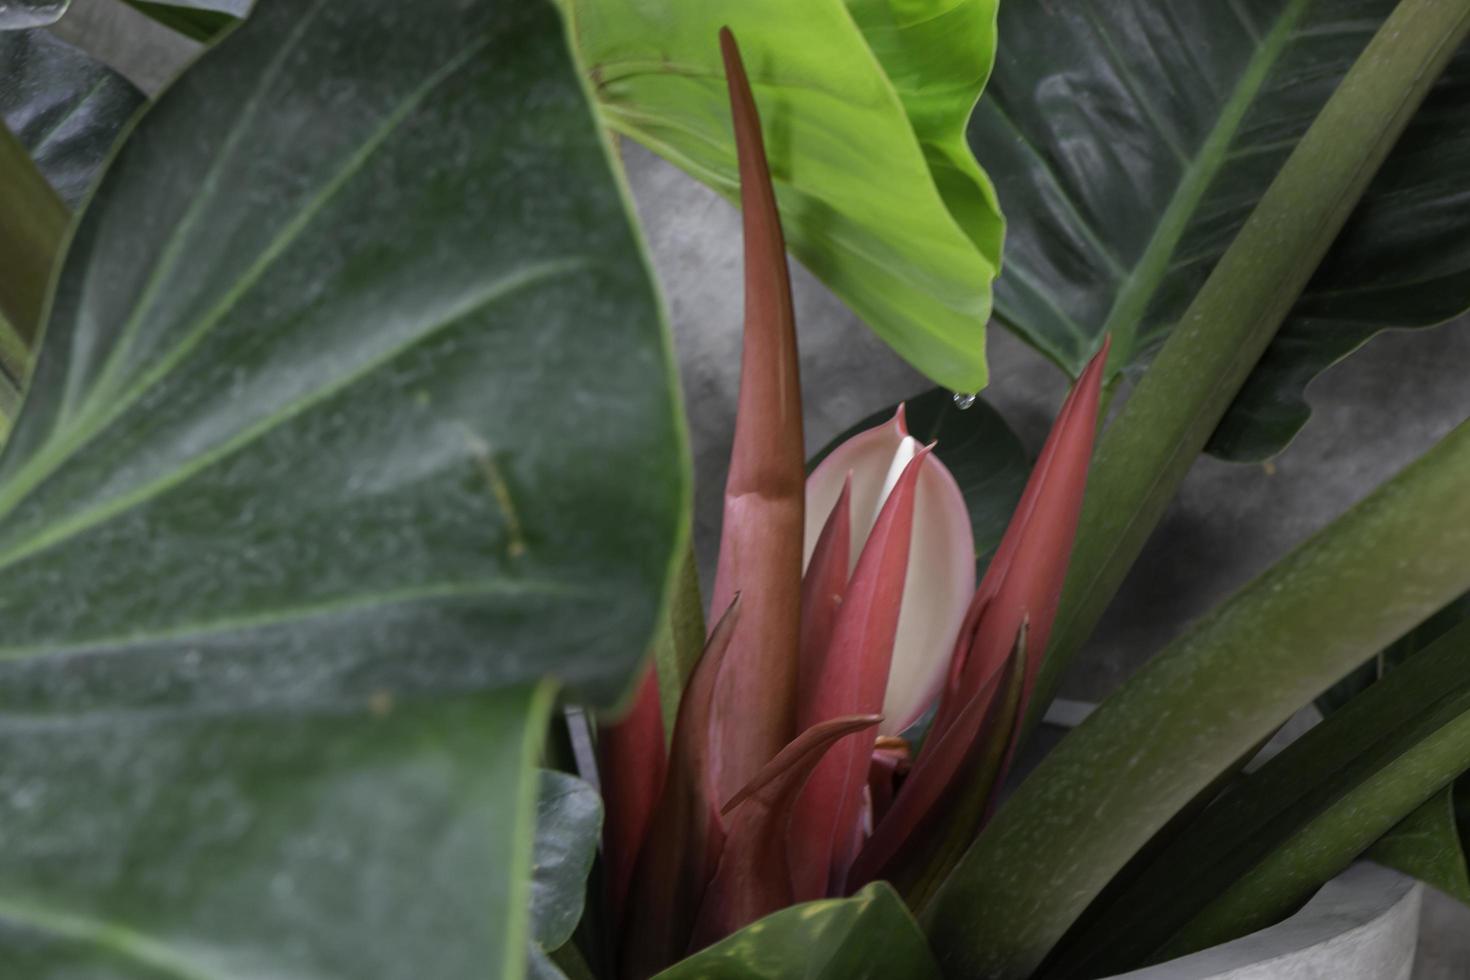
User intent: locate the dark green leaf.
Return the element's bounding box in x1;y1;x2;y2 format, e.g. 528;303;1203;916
926;406;1470;977
565;0;1003;393
975;0;1470;459
811;389;1029;570
0;120;64;427
1044;617;1470;976
654;883;940;980
1317;592;1470;715
0;0;688;713
0;0;67;30
1368;788;1470;905
529;771;602;957
0;30;144;208
120;0;246;43
0;682;558;979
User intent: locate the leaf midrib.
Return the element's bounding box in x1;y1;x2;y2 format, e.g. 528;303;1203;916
0;896;220;980
1099;0;1314;364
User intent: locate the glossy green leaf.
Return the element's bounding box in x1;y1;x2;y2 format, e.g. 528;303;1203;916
975;0;1470;458
528;771;602;966
121;1;241;43
0;0;67;30
563;0;1003;393
811;389;1029;570
1044;617;1470;976
925;411;1470;977
0;29;144;208
1034;0;1470;748
653;883;940;980
0;122;64;432
0;0;688;711
0;683;556;979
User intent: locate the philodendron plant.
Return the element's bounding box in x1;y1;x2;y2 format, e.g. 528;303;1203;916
1;2;1469;980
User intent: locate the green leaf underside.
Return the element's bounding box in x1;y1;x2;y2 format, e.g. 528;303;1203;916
122;2;241;43
0;0;67;30
563;0;1003;393
976;0;1470;459
810;389;1029;570
1047;617;1470;976
0;0;687;713
0;684;556;980
653;883;940;980
0;30;145;209
528;771;602;968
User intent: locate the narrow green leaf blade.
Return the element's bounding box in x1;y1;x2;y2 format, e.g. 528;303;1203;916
565;0;1003;393
0;683;556;979
924;413;1470;978
1368;788;1470;905
0;0;689;711
654;883;940;980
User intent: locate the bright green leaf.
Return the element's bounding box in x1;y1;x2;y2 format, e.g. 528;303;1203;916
811;389;1029;570
563;0;1003;393
975;0;1470;458
0;683;557;979
654;883;940;980
0;0;689;711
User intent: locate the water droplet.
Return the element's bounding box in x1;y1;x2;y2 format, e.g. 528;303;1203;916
952;391;978;410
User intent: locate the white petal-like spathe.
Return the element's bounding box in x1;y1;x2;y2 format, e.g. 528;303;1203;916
805;408;977;734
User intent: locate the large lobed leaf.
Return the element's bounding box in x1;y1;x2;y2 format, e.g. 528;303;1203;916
562;0;1004;394
0;0;686;974
975;0;1470;459
0;684;557;979
654;883;940;980
0;0;687;712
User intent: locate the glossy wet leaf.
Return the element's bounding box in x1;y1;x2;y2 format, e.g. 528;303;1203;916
0;0;66;30
812;390;1028;572
564;0;1003;393
0;29;144;208
976;0;1470;459
0;683;557;979
655;883;940;980
528;771;602;973
0;0;687;713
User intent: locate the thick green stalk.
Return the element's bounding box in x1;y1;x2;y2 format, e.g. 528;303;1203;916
923;416;1470;977
1032;0;1470;732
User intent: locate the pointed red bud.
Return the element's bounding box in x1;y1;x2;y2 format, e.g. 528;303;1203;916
789;447;930;899
705;27;806;805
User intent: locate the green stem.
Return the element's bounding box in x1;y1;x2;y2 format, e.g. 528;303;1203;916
1032;0;1470;738
925;413;1470;978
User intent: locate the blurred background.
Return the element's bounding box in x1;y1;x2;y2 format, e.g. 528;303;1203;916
40;1;1470;974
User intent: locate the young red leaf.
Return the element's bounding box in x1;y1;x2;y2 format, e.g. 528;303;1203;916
689;714;883;952
798;476;852;724
599;667;666;926
620;597;741;980
789;447;930;899
706;26;806;805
